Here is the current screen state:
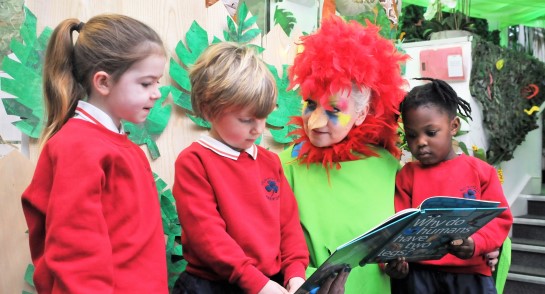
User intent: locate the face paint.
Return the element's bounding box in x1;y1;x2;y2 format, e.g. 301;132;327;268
303;100;310;115
302;94;362;148
337;113;351;126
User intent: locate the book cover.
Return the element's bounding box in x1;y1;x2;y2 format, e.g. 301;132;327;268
294;196;507;294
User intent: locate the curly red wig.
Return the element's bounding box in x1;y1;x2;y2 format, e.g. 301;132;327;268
288;16;408;169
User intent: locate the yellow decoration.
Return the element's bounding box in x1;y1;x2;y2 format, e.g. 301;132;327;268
497;168;504;185
472;145;478;152
524;105;540;115
496;59;504;70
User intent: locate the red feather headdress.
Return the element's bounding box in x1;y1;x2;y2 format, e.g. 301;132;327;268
288;16;408;170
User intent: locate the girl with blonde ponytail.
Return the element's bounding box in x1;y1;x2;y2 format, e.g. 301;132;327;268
23;14;168;293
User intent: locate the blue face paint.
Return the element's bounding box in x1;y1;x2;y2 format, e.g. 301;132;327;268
326;111;339;125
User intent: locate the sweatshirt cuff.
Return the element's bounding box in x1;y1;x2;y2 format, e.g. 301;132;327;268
471;233;486;257
237;264;269;294
282;262;307;286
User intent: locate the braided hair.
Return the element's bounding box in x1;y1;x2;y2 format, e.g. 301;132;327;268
400;78;472;120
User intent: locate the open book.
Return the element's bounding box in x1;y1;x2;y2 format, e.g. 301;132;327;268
294;196;507;294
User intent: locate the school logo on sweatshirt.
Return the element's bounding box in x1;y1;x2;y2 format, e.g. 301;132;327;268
462;186;478;199
262;178;280;200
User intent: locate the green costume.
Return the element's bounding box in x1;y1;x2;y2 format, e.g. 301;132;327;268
280;145;400;294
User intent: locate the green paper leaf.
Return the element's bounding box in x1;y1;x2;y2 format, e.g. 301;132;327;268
0;7;51;138
24;263;34;287
266;64;302;143
154;173;185;289
237;28;261;43
274;7;297;36
223;2;261;43
187;113;211;128
123;86;172;160
170;21;219;128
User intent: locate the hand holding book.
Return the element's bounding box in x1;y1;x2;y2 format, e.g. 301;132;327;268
448;237;475;259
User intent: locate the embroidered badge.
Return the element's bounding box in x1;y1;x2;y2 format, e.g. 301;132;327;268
462;187;477;199
262;178;280;200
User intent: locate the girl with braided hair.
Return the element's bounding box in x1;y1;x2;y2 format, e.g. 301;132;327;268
386;78;513;294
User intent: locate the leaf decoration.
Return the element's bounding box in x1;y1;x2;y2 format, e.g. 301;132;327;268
1;7;51;138
223;2;261;43
170;21;220;128
123;86;172;160
266;64;301;144
274;7;297;36
154;173;185;289
24;263;35;287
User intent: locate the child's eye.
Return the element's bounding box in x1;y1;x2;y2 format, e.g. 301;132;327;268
239;118;252;123
142;81;160;88
426;130;438;137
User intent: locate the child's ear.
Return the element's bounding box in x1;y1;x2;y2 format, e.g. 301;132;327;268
354;104;370;126
450;116;461;135
92;71;111;96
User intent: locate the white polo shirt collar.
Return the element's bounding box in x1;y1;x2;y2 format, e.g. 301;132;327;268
197;134;258;160
74;100;125;134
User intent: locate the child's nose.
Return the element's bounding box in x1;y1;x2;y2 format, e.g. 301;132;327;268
252;119;266;134
151;85;161;100
416;135;427;147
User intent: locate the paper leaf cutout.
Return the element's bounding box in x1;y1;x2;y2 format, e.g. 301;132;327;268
266;64;301;144
24;263;34;287
123;86;172;160
223;2;261;43
1;7;51;138
170;21;220;128
154;173;185;289
274;7;297;36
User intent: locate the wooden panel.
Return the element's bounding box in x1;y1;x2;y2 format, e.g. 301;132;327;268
0;151;35;293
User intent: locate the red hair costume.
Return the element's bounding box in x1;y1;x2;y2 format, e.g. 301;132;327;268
288;16;408;170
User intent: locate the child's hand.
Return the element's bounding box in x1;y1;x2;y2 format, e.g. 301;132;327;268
483;248;500;272
448;237;475;259
257;280;289;294
384;257;409;279
286;277;305;294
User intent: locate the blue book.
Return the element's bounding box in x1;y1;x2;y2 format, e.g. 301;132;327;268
294;196;506;294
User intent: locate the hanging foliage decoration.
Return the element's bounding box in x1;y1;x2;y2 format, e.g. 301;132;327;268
470;37;545;165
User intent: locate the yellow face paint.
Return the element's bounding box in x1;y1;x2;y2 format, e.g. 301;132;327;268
302;100;308;115
337;113;351;127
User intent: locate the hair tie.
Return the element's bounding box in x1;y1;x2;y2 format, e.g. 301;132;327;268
76;22;85;32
